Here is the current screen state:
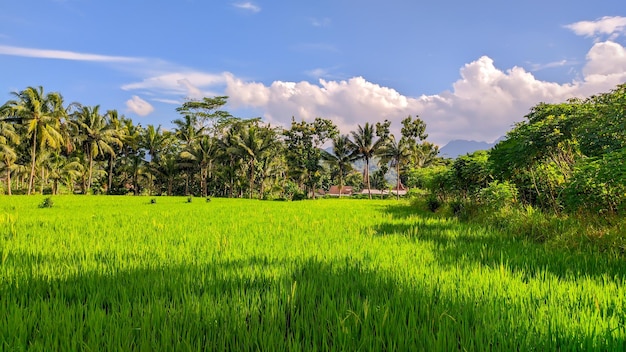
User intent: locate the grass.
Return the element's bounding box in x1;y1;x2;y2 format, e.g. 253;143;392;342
0;195;625;350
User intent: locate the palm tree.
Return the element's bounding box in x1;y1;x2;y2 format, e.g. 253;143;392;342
104;110;126;193
73;105;123;193
322;134;357;197
173;114;204;147
232;123;277;199
180;135;218;197
350;123;384;199
377;135;410;200
141;125;172;195
0;119;20;195
4;86;66;194
410;141;440;168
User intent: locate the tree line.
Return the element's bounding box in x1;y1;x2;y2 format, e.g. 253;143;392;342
0;86;441;199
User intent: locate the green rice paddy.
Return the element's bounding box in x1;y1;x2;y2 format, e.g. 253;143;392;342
0;196;624;350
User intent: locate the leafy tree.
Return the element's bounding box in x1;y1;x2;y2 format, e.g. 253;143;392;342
283;117;338;198
176;96;231;136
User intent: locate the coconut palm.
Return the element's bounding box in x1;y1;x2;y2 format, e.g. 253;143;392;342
104;109;126;193
350;123;384;199
4;86;66;194
73;105;123;193
180;135;218;197
377;135;410;200
322;134;357;197
232;122;278;199
0;118;20;195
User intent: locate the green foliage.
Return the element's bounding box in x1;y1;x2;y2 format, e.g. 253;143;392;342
478;181;518;211
452;150;491;199
564;148;626;215
38;196;54;208
425;194;441;212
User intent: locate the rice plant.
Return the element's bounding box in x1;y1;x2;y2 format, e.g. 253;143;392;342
0;195;624;350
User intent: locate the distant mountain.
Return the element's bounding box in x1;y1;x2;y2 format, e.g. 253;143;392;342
439;138;504;159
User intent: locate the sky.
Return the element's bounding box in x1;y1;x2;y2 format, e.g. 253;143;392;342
1;1;625;146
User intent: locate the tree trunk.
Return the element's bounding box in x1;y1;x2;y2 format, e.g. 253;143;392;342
28;131;37;195
108;154;114;194
249;161;254;199
87;154;94;192
6;162;11;196
396;162;400;200
365;158;371;199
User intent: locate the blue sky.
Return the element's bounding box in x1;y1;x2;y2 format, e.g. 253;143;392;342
1;1;625;145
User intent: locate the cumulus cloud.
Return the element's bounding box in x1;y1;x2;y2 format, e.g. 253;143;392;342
233;2;260;13
565;16;626;39
126;96;154;116
0;44;142;62
220;41;626;145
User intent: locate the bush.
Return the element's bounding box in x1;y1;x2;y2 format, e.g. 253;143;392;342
564;148;626;215
426;194;441;213
39;197;54;208
479;180;518;211
150;198;157;204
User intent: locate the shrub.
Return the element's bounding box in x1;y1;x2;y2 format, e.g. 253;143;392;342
186;196;193;203
479;180;518;211
39;197;54;208
150;198;157;204
426;194;441;213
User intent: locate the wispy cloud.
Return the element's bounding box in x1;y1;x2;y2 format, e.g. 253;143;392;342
528;59;575;72
565;16;626;40
0;44;143;63
233;2;261;13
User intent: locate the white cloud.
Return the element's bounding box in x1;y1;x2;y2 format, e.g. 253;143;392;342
126;96;154;116
0;44;142;63
233;2;260;13
565;16;626;39
121;72;227;99
220;41;626;145
529;59;571;71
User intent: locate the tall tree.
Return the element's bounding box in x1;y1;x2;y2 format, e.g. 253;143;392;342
0;119;20;195
3;86;67;194
73;105;123;192
283;117;337;198
176;96;232;136
104;109;126;193
232;122;278;199
322;134;357;197
350;123;384;199
180;135;218;197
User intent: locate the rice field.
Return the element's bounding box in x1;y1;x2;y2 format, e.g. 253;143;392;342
0;196;624;351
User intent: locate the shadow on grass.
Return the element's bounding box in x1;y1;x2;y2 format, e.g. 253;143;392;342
2;254;621;351
376;203;626;281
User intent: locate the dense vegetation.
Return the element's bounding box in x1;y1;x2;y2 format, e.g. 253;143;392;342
1;196;625;350
0;87;439;199
405;84;625;251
